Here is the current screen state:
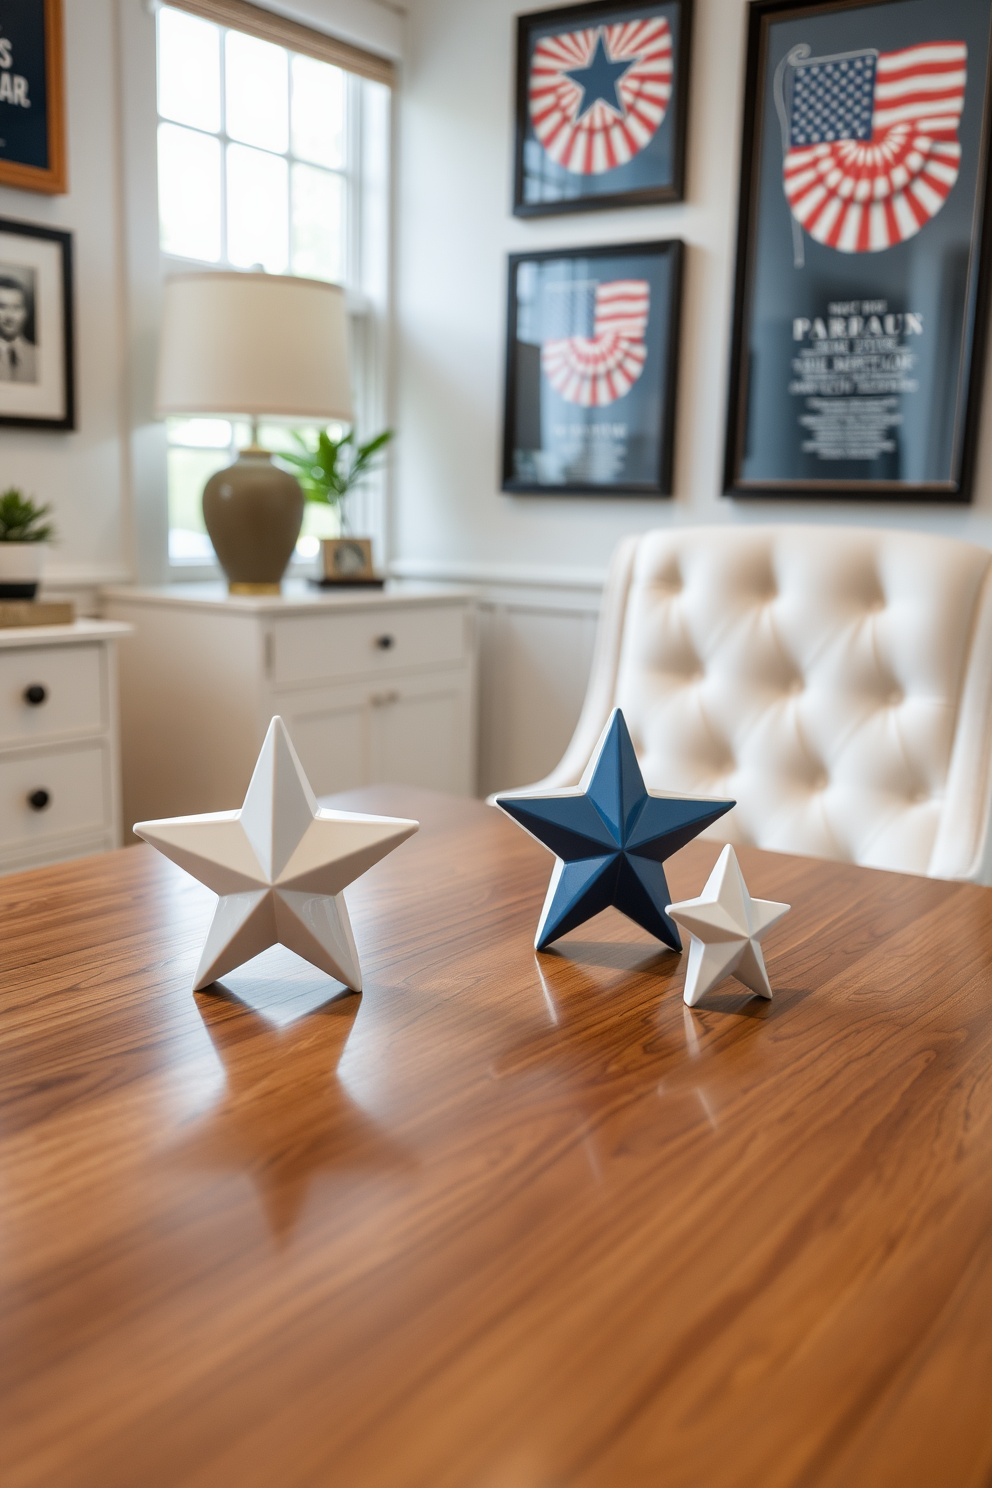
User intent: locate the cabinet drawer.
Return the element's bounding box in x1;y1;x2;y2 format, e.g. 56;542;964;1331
272;605;468;688
0;744;109;848
0;645;104;744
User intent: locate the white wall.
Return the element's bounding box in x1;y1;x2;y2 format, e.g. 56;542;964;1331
392;0;992;791
0;0;131;603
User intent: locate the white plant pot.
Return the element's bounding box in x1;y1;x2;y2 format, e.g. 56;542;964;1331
0;542;45;598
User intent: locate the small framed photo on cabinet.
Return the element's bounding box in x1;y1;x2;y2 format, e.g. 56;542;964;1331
502;239;683;495
724;0;992;502
513;0;693;216
0;218;74;430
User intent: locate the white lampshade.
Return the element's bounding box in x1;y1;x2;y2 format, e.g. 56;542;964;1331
155;271;353;421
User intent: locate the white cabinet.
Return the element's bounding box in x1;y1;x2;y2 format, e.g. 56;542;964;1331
102;583;478;828
0;621;129;874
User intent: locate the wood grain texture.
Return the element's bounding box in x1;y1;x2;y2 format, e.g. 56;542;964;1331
2;786;992;1488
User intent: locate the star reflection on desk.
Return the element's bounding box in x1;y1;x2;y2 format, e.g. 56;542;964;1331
488;938;682;1177
168;947;410;1243
493;935;782;1165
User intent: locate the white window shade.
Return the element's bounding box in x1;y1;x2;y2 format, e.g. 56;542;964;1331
163;0;396;87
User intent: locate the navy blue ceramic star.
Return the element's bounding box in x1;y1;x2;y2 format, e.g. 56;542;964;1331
496;710;735;953
564;30;635;120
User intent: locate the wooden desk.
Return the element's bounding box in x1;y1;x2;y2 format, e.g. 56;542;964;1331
3;788;992;1488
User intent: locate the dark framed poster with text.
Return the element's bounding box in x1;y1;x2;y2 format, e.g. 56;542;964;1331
502;239;683;495
0;0;66;195
513;0;693;215
724;0;992;502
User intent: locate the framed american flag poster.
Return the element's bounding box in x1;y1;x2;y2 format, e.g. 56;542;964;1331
725;0;992;501
513;0;693;216
502;239;683;495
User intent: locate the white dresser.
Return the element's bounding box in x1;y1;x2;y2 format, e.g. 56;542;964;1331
102;582;478;828
0;620;130;874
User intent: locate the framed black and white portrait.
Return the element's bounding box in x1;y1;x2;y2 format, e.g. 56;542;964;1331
513;0;693;216
0;218;73;430
724;0;992;501
502;239;683;495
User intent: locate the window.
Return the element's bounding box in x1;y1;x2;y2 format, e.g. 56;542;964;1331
155;4;388;567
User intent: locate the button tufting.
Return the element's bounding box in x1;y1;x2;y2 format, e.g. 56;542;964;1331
606;526;992;881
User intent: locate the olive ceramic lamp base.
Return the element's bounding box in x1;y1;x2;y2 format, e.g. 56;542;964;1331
202;450;303;591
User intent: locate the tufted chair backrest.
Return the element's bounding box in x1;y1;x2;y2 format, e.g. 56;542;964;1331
522;526;992;882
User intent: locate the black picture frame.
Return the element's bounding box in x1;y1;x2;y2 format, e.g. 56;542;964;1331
502;238;683;496
724;0;992;502
0;217;74;431
513;0;693;217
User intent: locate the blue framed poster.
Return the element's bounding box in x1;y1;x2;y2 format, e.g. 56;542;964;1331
513;0;693;215
0;0;66;195
725;0;992;501
502;239;683;495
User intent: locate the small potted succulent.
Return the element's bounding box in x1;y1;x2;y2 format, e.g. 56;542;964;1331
0;488;54;598
280;427;392;584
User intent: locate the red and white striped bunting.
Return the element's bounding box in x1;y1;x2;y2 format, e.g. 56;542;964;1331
529;21;672;176
541;280;650;407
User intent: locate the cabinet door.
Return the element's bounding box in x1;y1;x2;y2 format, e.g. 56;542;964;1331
279;668;475;800
284;693;370;797
369;671;474;795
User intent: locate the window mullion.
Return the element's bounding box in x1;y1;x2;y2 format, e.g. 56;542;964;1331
287;51;295;276
346;70;362;295
219;26;229;267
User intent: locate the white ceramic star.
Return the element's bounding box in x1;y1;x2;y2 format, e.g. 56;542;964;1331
666;845;790;1007
134;716;418;993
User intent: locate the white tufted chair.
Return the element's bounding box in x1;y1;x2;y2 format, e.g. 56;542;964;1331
506;526;992;883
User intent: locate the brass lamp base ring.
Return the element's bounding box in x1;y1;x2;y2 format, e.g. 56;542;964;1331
228;582;283;596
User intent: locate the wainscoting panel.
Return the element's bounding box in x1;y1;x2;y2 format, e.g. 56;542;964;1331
388;561;605;798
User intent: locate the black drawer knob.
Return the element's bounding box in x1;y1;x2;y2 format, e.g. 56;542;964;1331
375;634;395;650
28;789;50;811
24;684;47;706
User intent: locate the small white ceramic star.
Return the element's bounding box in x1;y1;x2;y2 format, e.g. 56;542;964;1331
666;845;790;1007
134;716;418;993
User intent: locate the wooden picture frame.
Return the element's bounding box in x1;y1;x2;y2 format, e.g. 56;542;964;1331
513;0;693;217
0;217;74;430
502;239;683;496
0;0;67;195
724;0;992;502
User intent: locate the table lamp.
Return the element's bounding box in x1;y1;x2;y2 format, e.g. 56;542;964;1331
156;271;353;593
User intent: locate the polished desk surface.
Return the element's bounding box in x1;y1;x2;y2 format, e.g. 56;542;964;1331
3;788;992;1488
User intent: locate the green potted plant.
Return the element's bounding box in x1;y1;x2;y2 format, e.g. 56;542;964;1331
0;488;55;599
280;427;392;583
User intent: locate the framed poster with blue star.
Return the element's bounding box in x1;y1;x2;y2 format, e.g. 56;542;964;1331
502;239;683;495
513;0;693;215
724;0;992;502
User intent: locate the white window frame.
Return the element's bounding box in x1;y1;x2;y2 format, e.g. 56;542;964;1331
119;0;392;585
